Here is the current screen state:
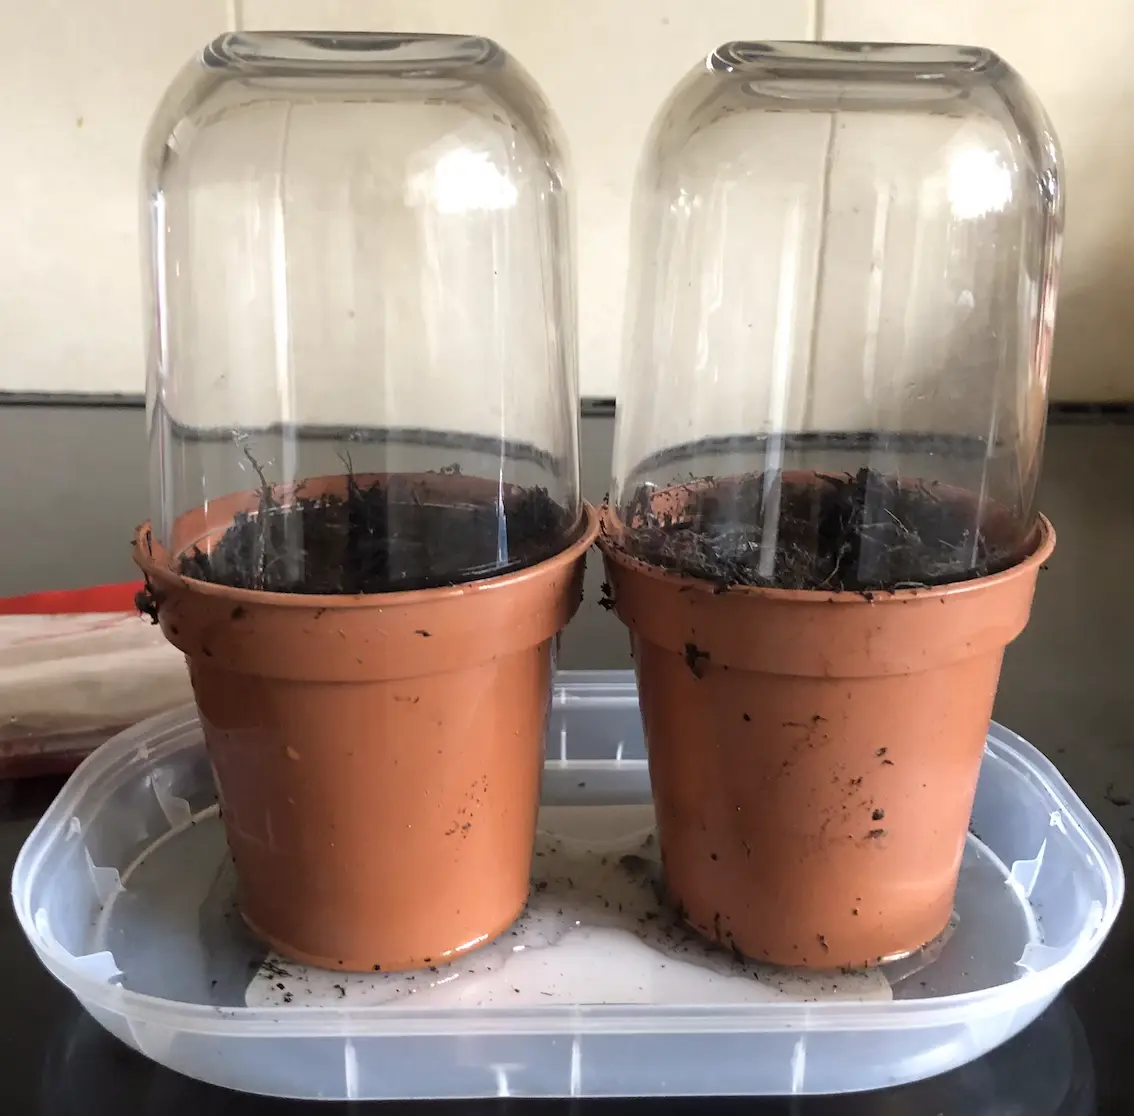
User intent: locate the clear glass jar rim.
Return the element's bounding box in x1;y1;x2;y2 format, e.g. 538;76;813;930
709;41;1004;78
202;31;502;74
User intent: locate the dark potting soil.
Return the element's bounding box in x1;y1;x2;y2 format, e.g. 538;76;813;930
620;467;1023;593
179;473;574;594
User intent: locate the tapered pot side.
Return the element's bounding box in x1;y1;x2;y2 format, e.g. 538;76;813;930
134;501;598;973
599;504;1054;970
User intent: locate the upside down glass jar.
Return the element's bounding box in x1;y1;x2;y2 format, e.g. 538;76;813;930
599;42;1062;970
135;32;596;973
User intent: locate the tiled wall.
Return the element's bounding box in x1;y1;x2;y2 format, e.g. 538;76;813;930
1;0;1129;400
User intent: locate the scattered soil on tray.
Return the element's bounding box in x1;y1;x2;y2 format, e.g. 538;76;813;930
180;464;573;595
620;468;1022;593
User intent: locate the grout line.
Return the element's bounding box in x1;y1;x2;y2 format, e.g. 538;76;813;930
0;393;146;408
228;0;242;32
806;0;825;41
0;394;1130;423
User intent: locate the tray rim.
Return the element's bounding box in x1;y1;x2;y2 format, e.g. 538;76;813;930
11;671;1125;1038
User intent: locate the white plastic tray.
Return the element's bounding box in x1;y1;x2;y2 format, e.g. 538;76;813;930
11;671;1123;1099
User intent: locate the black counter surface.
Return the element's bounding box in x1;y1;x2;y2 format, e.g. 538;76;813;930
0;404;1129;1115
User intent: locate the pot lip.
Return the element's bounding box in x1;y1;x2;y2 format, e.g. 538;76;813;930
598;506;1055;604
135;501;599;609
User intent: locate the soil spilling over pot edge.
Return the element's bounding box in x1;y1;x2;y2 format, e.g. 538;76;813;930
179;472;575;595
620;468;1024;593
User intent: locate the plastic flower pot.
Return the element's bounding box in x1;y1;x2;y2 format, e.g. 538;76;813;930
136;488;596;972
600;497;1052;967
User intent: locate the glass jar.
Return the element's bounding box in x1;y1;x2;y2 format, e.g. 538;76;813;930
611;42;1062;592
143;32;581;594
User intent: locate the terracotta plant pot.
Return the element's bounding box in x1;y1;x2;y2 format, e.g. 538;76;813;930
599;503;1054;970
134;491;597;973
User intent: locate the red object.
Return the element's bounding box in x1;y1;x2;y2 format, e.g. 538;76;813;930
0;582;142;616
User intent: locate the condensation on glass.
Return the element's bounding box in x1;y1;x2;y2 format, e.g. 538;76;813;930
142;32;581;594
610;43;1062;592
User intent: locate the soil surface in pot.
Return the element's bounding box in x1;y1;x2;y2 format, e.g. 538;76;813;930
620;468;1023;593
180;470;575;594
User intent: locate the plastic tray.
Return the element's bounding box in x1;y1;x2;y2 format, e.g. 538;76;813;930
11;671;1123;1099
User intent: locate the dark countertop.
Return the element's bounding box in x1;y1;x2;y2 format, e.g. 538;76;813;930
0;404;1130;1115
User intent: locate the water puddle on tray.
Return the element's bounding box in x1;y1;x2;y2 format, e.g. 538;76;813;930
246;805;896;1009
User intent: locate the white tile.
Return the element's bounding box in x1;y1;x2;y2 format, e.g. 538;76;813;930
824;0;1134;400
240;1;814;398
0;1;229;395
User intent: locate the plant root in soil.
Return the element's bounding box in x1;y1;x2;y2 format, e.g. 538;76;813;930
179;467;573;595
620;467;1023;593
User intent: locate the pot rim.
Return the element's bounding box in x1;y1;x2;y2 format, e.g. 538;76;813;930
598;505;1054;604
135;502;599;610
